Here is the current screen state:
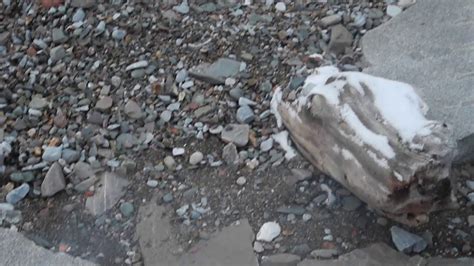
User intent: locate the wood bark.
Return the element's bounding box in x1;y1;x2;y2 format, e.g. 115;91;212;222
276;77;457;226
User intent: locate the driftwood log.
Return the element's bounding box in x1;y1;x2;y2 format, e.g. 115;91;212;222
272;67;457;226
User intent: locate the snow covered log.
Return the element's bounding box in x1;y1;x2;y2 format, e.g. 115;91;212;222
272;67;457;226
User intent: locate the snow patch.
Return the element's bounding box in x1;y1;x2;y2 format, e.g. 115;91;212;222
340;104;395;159
272;131;296;160
299;67;433;154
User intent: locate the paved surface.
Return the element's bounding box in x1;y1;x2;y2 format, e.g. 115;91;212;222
362;0;474;162
0;228;96;266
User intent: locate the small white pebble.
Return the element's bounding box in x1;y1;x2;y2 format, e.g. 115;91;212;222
275;2;286;12
236;176;247;186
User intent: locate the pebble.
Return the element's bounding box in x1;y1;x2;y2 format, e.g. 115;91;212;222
275;2;286;12
173;1;190;14
9;172;35;183
50;45;66;62
42;146;62;162
126;60;149;71
254;241;264;253
189;152;204;165
164;156;176;170
311;249;338;259
6;183;30;204
176;204;189;216
236;105;255;124
172;148;185;156
260;138;273;152
124;100;143;119
163;193;174;203
119;202;134;217
112;28;126;40
221;124;249;147
320;14;342;27
341;196;362;211
222;143;239;165
95;97;113;111
72;8;86;22
387;5;403;17
302;213;312;222
390;226;427;253
236;176;246;186
146;180;159;188
256;221;281;242
468;215;474;227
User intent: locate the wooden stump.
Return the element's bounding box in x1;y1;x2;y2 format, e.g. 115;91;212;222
272;67;457;226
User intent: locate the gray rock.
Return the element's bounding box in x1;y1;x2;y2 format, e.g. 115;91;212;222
362;0;474;162
468;215;474;227
320;14;342;27
41;162;66;197
221;124;249;147
291;244;311;256
95;96;113;111
173;0;190;14
52;28;68;43
74;176;98;192
390;226;427;253
328;24;353;55
229;88;244;101
466;180;474;190
160;110;172;122
42;147;62;162
85;172;129;216
261;253;301;266
386;5;403;17
291;169;312;181
62;149;80;163
190;58;243;85
0;228;96;266
276;206;306;215
72;8;85;22
6;183;29;204
222;142;239;165
112;29;126;40
119;202;134;217
162;193;174;203
73;162;94;180
111;76;121;87
341;196;362;211
9;172;35;183
311;249;339;259
189;151;204;165
124;100;143;119
49;46;66;63
163;156;176;170
116;133;137;149
125;60;148;71
236;105;255;124
260;138;274;152
29;96;48;110
70;0;96;8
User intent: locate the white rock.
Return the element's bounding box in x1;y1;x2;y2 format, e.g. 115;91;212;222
387;5;403;17
172;148;185;156
275;2;286;12
189;152;204;165
256;221;281;242
236;176;246;186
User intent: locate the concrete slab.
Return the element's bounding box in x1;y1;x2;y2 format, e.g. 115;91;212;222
362;0;474;162
297;243;474;266
137;201;258;266
0;228;96;266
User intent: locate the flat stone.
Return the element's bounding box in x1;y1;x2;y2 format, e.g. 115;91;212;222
72;8;85;22
390;226;427;253
341;196;362;211
261;253;301;266
95;96;113;111
311;249;339;259
256;221;281;242
71;0;96;8
62;149;80;163
85;172;129;216
221;124;250;147
29;96;48;110
73;162;95;180
0;228;96;266
124;100;143;119
125;60;148;71
137;201;258;266
189;151;204;165
298;243;474;266
319;14;342;27
9;172;35;183
328;24;353;55
190;58;243;85
362;0;474;162
41;162;66;197
52;28;68;43
260;138;274;152
50;45;66;63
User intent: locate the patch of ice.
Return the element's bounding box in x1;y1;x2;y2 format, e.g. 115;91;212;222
272;131;296;160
